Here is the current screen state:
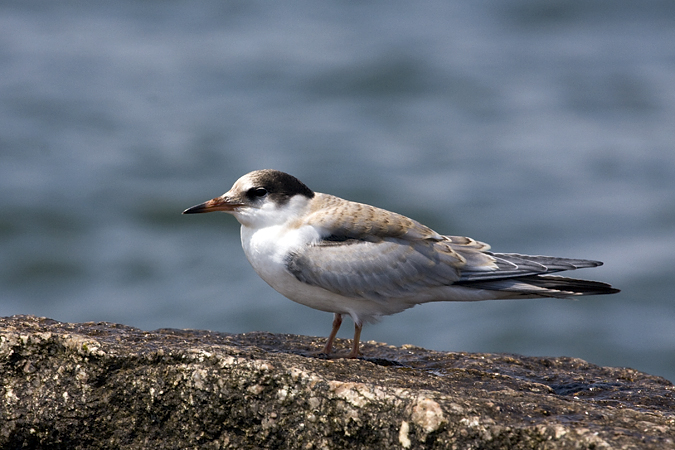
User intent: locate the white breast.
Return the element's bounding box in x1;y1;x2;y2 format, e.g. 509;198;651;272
240;222;319;285
240;223;398;322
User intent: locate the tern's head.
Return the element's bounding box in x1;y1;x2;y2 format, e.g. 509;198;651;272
183;169;315;228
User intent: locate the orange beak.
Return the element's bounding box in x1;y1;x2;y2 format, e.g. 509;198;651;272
182;196;243;214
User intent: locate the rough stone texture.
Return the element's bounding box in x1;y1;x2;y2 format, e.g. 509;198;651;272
1;315;674;449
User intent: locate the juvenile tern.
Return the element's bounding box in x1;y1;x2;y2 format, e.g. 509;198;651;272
183;169;619;358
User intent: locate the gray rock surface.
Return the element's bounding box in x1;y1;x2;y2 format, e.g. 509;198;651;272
1;315;673;449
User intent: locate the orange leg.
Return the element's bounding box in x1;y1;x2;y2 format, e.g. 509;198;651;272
347;322;363;359
321;313;343;355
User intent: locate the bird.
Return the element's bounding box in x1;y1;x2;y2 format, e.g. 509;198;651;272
183;169;619;358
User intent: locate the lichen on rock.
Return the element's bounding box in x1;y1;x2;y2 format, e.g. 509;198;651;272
1;315;674;449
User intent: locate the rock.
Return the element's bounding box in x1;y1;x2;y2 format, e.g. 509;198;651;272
1;315;673;449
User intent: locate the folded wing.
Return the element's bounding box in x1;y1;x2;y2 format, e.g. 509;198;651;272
285;236;467;300
285;232;619;300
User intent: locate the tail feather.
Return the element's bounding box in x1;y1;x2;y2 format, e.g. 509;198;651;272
458;252;605;282
456;274;620;298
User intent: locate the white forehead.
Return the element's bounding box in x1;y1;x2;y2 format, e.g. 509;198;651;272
231;172;258;191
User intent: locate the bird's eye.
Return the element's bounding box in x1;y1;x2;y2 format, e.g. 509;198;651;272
247;187;268;199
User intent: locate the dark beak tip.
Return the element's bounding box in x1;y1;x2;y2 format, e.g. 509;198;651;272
182;205;205;214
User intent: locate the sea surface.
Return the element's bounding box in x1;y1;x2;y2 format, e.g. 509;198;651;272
2;1;675;381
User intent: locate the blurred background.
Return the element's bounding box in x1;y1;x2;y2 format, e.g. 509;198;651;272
1;1;674;381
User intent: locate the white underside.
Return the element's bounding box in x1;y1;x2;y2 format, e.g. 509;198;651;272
239;222;509;325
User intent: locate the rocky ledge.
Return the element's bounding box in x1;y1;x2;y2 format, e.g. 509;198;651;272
1;315;673;449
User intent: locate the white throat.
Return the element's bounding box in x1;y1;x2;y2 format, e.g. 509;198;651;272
236;194;320;279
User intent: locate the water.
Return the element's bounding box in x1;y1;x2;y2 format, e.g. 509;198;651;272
1;1;675;381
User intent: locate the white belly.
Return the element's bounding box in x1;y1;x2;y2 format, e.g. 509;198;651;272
239;224;411;323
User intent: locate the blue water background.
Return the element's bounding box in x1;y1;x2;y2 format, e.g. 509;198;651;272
2;1;675;380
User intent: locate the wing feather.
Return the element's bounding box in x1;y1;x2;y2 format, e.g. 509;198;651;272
285;195;615;300
458;253;603;282
285;237;466;300
284;229;615;300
